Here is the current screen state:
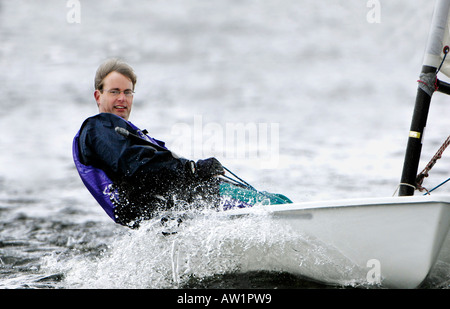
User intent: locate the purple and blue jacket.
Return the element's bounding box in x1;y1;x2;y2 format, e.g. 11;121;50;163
72;113;199;225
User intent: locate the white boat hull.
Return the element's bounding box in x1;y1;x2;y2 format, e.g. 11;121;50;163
225;195;450;288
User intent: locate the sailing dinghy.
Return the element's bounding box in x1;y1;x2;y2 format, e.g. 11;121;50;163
224;0;450;289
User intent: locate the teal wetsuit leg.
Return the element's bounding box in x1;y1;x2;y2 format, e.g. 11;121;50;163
219;182;292;207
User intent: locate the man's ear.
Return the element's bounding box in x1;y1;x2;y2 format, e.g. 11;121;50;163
94;90;101;106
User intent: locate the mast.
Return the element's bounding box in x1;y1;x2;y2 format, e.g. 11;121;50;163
399;0;450;196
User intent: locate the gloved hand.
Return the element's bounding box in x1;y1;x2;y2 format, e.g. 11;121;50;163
195;157;224;179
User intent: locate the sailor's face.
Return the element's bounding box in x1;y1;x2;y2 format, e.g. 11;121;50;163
95;71;134;120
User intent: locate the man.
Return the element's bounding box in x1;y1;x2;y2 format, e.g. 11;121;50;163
73;58;291;228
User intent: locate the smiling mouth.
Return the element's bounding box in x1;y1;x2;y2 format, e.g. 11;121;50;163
114;105;127;110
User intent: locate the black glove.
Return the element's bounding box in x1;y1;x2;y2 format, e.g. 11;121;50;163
195;157;224;179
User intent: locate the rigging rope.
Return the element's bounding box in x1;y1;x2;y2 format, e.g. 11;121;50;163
415;134;450;193
423;177;450;195
436;45;450;74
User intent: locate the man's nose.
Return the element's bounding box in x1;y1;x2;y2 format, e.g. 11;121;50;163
117;92;126;101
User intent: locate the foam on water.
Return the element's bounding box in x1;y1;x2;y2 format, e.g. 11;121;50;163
40;207;371;289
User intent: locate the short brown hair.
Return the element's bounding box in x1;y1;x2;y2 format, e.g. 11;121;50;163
94;58;137;91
